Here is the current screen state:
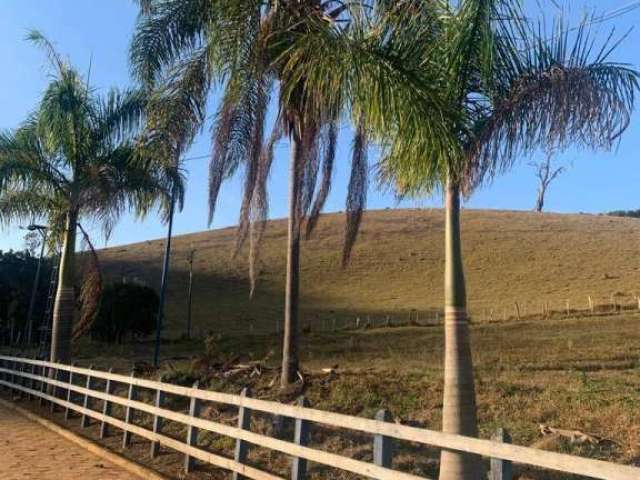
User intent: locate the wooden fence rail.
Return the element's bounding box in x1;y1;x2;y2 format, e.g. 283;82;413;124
0;355;638;480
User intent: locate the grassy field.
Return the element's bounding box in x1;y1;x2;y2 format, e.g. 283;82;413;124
97;208;640;337
63;312;640;479
7;208;640;478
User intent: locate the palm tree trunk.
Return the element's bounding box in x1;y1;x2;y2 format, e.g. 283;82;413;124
439;179;481;480
50;208;78;363
281;132;302;388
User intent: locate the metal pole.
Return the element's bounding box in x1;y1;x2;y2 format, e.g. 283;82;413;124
186;249;195;339
153;188;176;368
26;228;48;346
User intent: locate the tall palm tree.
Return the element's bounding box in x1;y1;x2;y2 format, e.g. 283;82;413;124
130;0;451;387
393;3;638;479
0;31;167;363
285;1;638;478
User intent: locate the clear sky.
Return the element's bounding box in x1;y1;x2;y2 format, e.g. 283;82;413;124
0;0;639;252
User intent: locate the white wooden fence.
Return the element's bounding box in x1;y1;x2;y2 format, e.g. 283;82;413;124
0;355;638;480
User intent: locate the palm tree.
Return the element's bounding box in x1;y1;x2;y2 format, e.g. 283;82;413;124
0;31;166;363
284;1;638;477
386;3;637;478
130;0;451;387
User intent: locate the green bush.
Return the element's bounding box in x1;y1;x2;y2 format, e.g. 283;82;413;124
91;282;158;343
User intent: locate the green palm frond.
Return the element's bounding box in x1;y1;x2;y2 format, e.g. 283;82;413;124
0;125;69;194
26;29;67;76
365;1;639;197
95;88;147;145
1;31;167;248
129;0;214;87
465;6;640;190
278;6;458;197
0;188;60;227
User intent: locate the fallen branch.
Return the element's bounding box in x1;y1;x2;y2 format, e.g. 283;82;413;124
539;424;621;446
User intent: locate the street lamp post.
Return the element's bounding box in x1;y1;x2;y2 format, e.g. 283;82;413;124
186;248;195;339
153;187;176;368
24;224;48;346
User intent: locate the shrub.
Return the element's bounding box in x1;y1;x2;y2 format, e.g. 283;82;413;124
90;282;158;343
0;250;53;342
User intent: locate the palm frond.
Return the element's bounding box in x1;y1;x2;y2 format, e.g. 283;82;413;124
72;222;102;342
0;188;59;228
305;120;337;238
26;29;67;76
466;9;640;189
279;7;460;197
208;65;273;227
96;88;148;145
342;122;368;267
130;0;214;87
248;119;285;297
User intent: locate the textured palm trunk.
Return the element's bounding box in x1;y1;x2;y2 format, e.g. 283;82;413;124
50;208;78;363
438;179;481;480
281;132;302;388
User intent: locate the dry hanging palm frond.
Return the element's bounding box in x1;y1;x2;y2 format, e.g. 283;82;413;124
72;223;103;342
298;118;321;219
248;119;285;297
305;120;337;238
342;121;367;267
208;94;240;225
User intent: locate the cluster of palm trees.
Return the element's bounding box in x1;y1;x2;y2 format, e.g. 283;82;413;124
1;1;638;479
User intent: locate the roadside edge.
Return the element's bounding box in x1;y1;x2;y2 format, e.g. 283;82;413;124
0;397;169;480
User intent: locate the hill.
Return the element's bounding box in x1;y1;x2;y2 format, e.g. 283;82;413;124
97;208;640;338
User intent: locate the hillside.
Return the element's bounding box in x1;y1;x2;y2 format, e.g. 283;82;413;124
97;208;640;338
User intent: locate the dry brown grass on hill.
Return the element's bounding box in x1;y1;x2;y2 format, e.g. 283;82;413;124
97;208;640;338
58;312;639;479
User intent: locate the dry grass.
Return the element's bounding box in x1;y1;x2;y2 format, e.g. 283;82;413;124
56;311;640;479
38;208;637;478
97;208;640;337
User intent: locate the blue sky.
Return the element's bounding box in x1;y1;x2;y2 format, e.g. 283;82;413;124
1;0;639;252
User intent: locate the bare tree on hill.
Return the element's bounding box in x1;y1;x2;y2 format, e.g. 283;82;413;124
530;153;566;212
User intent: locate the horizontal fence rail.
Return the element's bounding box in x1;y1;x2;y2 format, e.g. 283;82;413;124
0;356;638;480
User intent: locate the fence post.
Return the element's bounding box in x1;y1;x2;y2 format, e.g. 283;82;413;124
184;381;202;474
291;397;311;480
232;387;252;480
39;363;48;406
17;359;26;399
0;357;6;390
122;370;138;449
373;409;394;470
65;363;78;421
9;357;17;397
490;428;513;480
100;368;115;439
49;366;59;412
28;360;37;401
0;357;5;391
80;365;94;428
150;386;166;458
